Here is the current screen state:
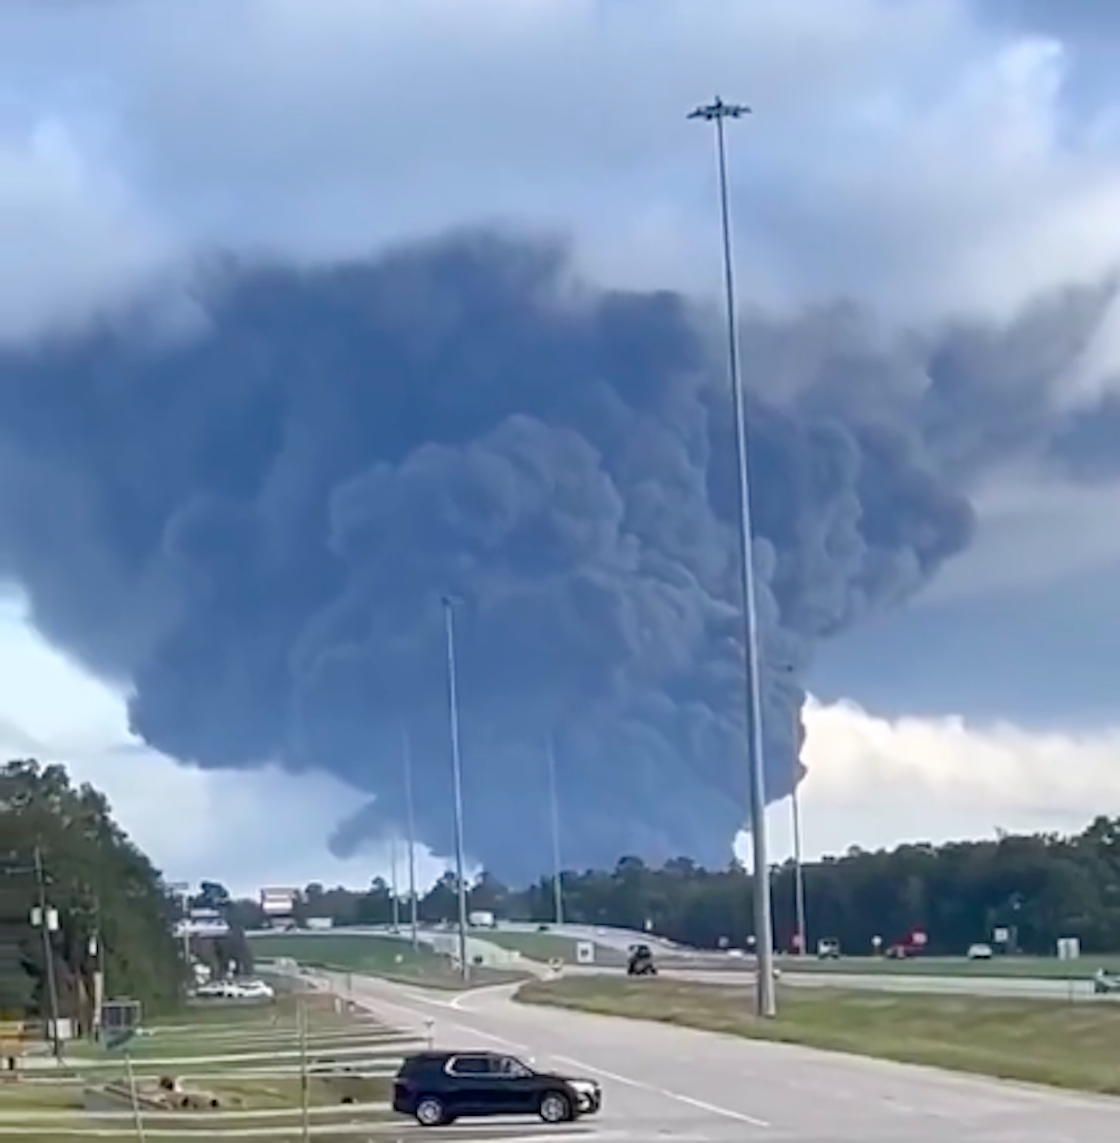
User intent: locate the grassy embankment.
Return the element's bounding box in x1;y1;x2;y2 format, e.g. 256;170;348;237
517;975;1120;1095
251;932;531;987
478;930;626;966
773;953;1120;978
2;983;415;1141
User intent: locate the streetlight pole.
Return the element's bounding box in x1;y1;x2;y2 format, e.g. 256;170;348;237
389;834;401;934
791;731;807;956
546;735;564;927
688;95;777;1017
441;595;471;983
402;726;420;952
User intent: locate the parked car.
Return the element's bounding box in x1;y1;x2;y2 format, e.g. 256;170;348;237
967;943;993;960
193;977;274;1001
392;1050;602;1127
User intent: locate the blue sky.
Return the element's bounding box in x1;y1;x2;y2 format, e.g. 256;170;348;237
1;0;1119;892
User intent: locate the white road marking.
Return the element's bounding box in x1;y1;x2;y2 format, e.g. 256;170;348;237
339;978;531;1052
450;983;521;1009
346;976;767;1127
553;1053;770;1129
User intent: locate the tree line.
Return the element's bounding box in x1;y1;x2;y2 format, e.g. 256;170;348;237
227;815;1120;955
0;759;185;1029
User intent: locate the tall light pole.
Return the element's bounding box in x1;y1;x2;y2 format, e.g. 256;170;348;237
791;710;807;956
688;96;777;1017
441;595;471;983
402;726;420;952
546;735;564;927
389;834;401;933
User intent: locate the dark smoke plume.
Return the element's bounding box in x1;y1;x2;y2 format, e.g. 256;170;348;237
5;227;1099;881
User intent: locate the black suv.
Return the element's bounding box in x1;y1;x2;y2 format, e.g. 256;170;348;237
392;1049;602;1127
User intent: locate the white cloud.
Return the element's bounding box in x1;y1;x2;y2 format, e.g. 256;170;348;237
0;117;174;342
762;695;1120;863
2;0;1120;334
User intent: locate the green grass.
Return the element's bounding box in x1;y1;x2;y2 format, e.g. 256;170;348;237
482;930;625;966
0;987;412;1138
251;934;473;985
516;975;1120;1095
251;933;440;971
252;933;531;988
773;953;1120;978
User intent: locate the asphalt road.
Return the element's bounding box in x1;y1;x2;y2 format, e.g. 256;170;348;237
323;970;1119;1143
564;963;1111;1001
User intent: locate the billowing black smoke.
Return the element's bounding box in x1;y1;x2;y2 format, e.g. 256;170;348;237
2;227;1096;881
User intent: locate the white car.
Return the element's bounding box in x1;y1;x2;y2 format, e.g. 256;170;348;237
229;979;275;999
967;943;993;960
194;978;274;1000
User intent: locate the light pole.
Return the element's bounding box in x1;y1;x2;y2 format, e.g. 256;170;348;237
688;95;777;1017
791;719;807;956
778;669;807;956
441;595;471;983
402;726;420;952
389;834;401;934
546;735;564;927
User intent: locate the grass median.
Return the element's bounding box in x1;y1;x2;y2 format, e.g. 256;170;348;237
516;975;1120;1095
252;933;530;988
770;953;1120;978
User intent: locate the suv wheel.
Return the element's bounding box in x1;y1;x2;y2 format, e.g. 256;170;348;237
414;1095;445;1126
539;1091;573;1123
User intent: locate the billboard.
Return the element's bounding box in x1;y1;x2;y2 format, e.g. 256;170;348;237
260;888;300;917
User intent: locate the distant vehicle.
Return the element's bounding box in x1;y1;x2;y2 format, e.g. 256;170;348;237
817;938;841;959
193;978;274;1001
392;1050;602;1127
468;910;496;928
626;944;657;976
193;981;228;999
1092;969;1120;994
233;979;275;999
886;929;929;959
967;943;993;960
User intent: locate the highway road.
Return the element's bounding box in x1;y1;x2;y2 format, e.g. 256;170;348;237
324;970;1119;1142
565;963;1112;1001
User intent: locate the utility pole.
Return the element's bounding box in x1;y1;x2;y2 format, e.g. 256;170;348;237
441;595;471;983
688;95;777;1017
90;895;105;1041
32;847;63;1058
546;735;564;927
402;726;420;952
